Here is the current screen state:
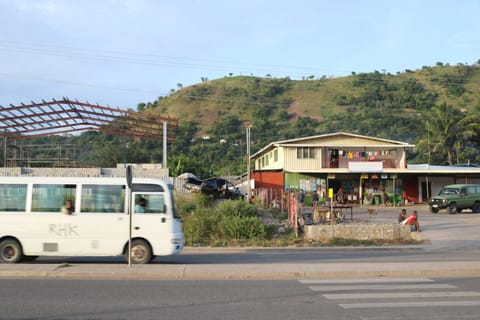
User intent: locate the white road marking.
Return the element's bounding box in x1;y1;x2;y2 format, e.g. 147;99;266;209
309;283;455;291
340;300;480;309
324;291;480;300
299;278;434;284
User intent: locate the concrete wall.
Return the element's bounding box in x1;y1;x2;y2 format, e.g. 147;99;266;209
304;223;414;241
0;165;168;178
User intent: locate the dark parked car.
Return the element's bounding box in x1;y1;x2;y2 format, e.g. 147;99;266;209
200;177;243;199
184;177;242;200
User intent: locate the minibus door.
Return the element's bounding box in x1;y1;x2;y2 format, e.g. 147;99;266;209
131;192;169;240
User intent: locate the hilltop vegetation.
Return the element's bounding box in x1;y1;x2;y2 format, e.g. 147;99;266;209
13;62;480;178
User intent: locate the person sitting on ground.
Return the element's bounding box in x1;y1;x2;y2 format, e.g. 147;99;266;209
401;210;420;232
398;208;407;223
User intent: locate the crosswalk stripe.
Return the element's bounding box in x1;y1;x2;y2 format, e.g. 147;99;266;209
299;278;434;284
309;283;455;292
340;300;480;309
324;291;480;300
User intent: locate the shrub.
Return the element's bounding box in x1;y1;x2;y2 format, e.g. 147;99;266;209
179;194;294;246
219;215;265;240
182;207;218;246
270;209;288;221
216;199;257;217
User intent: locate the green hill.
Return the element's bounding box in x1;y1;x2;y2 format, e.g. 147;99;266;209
141;63;480;136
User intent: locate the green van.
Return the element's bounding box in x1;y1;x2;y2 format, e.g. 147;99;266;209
429;184;480;214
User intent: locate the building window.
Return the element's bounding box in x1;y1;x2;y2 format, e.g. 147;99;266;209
296;147;316;159
274;150;278;162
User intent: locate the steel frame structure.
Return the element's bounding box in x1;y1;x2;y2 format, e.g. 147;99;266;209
0;98;178;167
0;98;178;142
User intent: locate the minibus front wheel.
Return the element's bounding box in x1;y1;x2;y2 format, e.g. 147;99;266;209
129;239;152;264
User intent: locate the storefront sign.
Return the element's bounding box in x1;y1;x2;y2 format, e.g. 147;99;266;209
349;161;383;172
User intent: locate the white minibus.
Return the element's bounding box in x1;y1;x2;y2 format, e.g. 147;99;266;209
0;176;183;263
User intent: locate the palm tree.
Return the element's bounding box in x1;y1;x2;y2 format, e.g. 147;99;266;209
460;105;480;141
418;102;463;165
458;105;480;164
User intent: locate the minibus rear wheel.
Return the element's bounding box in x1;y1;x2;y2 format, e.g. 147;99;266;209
0;238;23;264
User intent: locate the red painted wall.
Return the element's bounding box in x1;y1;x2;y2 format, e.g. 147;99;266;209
252;171;284;189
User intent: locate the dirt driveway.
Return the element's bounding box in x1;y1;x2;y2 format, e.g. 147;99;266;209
356;204;480;250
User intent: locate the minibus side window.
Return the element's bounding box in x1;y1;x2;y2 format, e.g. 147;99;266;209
0;184;27;212
81;184;125;213
32;184;76;213
134;194;165;214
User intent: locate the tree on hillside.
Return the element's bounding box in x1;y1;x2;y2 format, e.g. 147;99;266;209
459;105;480;164
418;102;463;165
460;105;480;141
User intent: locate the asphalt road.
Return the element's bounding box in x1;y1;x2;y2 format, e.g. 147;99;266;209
1;277;480;320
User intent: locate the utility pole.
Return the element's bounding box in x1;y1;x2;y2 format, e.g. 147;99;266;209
3;135;6;168
163;120;167;169
426;118;431;200
244;121;252;199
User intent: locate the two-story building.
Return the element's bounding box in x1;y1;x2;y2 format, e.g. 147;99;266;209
251;132;480;204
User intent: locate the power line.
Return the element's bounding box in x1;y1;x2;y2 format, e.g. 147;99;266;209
0;40;340;78
2;39;478;84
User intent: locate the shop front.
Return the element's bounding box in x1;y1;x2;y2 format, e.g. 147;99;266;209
283;172;407;206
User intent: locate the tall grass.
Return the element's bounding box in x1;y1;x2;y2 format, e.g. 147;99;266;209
177;194;275;246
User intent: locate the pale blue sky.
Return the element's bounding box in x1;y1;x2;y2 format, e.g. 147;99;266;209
1;0;479;110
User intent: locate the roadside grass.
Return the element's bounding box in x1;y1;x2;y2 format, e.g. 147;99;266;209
177;193;424;247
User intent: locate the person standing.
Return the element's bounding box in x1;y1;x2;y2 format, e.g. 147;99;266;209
398;208;407;223
336;186;344;205
299;189;305;204
383;189;392;206
312;190;319;208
